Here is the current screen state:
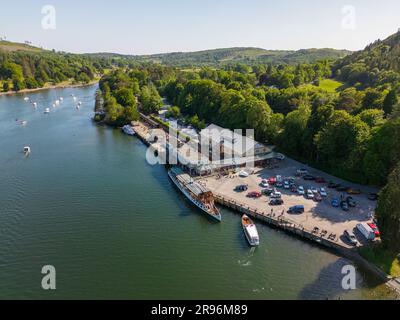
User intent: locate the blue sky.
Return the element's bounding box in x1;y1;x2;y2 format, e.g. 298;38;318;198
0;0;399;54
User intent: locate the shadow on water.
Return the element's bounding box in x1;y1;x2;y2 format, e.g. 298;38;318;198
298;256;389;300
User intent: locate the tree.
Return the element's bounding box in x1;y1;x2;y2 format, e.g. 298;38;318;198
165;106;181;119
356;109;385;128
375;162;400;252
139;85;162;114
383;90;398;116
114;88;136;108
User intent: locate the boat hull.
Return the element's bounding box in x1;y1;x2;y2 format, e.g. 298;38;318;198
168;170;221;222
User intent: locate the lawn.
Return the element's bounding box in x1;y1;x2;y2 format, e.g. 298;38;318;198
318;79;343;93
359;245;400;277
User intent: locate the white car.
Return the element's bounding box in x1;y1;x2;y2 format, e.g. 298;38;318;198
320;188;328;197
306;189;314;199
275;153;285;161
311;187;319;194
297;168;308;175
284;181;290;189
239;171;249;178
297;186;305;195
270;190;282;199
276;175;283;183
260;180;269;188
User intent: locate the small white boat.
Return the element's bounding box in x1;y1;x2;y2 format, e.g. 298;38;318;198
242;215;260;246
76;105;80;110
73;97;77;102
122;125;135;136
44;108;50;114
24;97;30;101
33;102;37;107
78;101;82;106
23;146;31;154
20;120;28;126
55;100;60;106
59;97;63;101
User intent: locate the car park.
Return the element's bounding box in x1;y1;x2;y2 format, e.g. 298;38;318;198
297;186;305;195
344;230;358;246
320;188;328;197
247;191;262;198
367;223;381;237
234;185;248;192
269;199;284;206
288;205;305;214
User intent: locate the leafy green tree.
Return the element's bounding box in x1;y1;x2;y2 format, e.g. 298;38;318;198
383;90;398;116
356;109;385;128
375;162;400;252
114;88;136;107
165;106;181;119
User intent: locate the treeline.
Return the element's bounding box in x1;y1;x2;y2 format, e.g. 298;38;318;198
0;50;112;92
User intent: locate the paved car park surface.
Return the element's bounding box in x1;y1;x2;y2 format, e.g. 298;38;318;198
201;157;379;248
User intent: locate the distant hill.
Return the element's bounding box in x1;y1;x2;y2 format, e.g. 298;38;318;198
0;41;44;53
333;31;400;87
126;47;351;67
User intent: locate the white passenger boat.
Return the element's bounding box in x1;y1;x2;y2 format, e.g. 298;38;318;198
168;167;221;222
242;215;260;246
122;125;135;136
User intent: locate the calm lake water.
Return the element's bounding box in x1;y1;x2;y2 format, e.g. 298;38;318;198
0;85;394;299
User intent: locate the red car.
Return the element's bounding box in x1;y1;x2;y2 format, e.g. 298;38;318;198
315;177;326;183
247;191;262;198
368;223;381;237
268;177;277;185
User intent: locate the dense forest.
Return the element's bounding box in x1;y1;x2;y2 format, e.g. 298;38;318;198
0;41;113;92
97;31;400;252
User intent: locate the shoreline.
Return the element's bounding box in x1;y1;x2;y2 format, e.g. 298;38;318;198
0;81;99;97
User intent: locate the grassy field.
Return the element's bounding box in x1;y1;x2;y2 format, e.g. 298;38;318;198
359;245;400;277
318;79;343;92
0;40;43;53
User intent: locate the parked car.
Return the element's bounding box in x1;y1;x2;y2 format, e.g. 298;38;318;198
239;170;249;178
306;189;314;199
315;176;326;183
311;187;319;194
331;198;340;207
268;177;277;185
284;181;290;189
328;181;340;189
347;188;361;195
288;205;305;214
346;196;356;207
320;188;328;197
290;185;297;193
275;153;285;161
260;180;269;188
276;175;283;183
269;199;284;206
368;193;378;201
344;230;358;246
247;191;262;198
270;190;282;199
297;168;308;175
297;186;305;195
262;188;274;196
303;175;316;181
367;223;381;237
234;185;248;192
314;193;323;202
340;201;349;211
356;223;375;241
276;181;284;188
336;185;349;192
